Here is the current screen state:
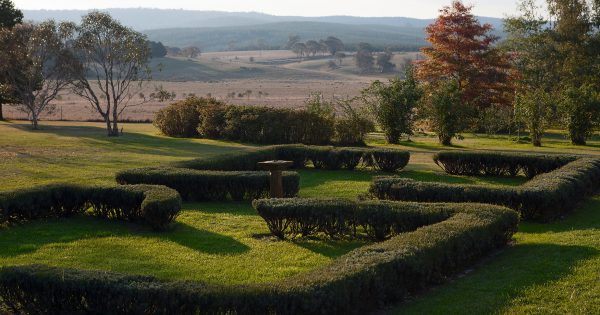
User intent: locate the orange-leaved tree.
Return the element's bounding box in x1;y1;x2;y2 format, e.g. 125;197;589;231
417;1;514;110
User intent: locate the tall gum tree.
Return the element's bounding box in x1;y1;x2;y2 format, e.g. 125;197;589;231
0;21;74;129
0;0;23;121
71;12;150;137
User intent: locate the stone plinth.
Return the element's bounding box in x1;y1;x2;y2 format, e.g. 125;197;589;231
257;160;294;198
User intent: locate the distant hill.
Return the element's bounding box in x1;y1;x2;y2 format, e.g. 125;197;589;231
144;22;429;52
22;8;505;52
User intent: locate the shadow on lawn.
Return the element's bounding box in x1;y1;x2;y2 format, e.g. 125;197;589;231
298;168;379;191
519;196;600;234
294;239;366;259
390;242;598;315
186;202;257;216
389;196;600;314
0;216;249;258
3;122;242;159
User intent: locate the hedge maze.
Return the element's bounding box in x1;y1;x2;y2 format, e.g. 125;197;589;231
370;151;600;221
4;148;598;314
0;201;518;315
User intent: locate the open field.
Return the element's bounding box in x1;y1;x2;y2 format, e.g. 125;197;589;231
2;51;420;122
2;120;600;313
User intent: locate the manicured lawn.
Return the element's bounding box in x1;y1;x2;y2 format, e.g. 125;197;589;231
2;120;600;313
392;197;600;314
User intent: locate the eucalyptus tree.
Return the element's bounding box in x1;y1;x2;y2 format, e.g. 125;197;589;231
0;0;23;120
71;12;151;136
506;0;600;145
323;36;344;55
0;21;74;129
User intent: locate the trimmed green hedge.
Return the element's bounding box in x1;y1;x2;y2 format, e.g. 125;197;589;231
253;198;451;241
371;157;600;221
119;145;410;200
433;151;575;178
170;145;410;172
116;168;300;201
0;184;181;230
0;200;518;315
208;105;335;145
171;147;278;171
370;149;411;172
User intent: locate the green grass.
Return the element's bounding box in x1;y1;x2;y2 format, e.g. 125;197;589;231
392;197;600;314
2;120;600;313
0;203;364;284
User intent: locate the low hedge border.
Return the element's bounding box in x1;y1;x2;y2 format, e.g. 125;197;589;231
0;184;181;230
433;151;576;178
253;198;451;241
119;145;410;201
0;200;518;315
116;168;299;201
371;152;600;221
171;145;410;172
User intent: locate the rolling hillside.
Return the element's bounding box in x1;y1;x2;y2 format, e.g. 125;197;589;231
144;21;428;52
23;8;504;30
23;9;505;52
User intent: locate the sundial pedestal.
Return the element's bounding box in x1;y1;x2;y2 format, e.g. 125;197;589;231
257;160;294;198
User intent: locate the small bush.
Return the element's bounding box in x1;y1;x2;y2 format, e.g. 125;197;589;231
0;184;181;230
153;97;224;138
370;177;518;208
369;149;411;172
337;147;366;170
334;116;374;146
304;146;337;169
273;144;309;168
155;97;378;145
200;105;335;145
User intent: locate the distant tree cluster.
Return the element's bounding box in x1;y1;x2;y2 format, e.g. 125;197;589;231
148;40;167;58
353;43;398;74
165;45;201;58
355;43;375;73
287;35;345;58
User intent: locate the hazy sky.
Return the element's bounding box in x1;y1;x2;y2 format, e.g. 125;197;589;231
14;0;524;18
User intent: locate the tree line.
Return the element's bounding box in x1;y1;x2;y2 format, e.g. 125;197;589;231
287;35;400;74
366;0;600;147
3;0;600;146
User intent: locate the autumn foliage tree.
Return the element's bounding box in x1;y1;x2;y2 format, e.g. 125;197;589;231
417;1;513;107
